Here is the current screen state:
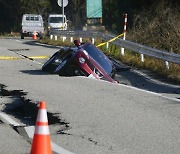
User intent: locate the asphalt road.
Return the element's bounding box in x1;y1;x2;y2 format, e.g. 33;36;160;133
0;38;180;154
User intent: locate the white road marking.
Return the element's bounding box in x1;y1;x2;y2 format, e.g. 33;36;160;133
78;76;180;102
132;69;180;88
119;83;180;102
0;111;74;154
0;112;21;126
25;126;74;154
15;40;22;43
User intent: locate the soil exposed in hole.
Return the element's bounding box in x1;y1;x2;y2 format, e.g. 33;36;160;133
0;84;69;130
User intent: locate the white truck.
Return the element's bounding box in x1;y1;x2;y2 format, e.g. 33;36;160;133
21;14;44;39
47;14;68;33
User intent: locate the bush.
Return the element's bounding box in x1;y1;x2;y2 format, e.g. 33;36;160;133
128;0;180;54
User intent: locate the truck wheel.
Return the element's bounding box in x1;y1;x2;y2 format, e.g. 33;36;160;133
21;33;24;39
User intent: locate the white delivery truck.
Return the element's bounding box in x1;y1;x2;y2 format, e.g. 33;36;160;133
21;14;44;39
47;14;68;33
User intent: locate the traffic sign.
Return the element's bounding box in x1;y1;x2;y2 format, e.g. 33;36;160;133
57;0;68;7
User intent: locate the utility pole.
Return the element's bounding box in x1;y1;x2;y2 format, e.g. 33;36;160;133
62;0;64;29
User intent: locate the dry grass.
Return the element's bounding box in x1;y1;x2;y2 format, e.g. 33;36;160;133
128;0;180;54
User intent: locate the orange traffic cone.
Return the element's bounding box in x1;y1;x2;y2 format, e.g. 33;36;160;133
30;101;52;154
32;31;37;40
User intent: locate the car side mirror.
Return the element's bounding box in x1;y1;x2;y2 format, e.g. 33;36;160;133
74;40;81;48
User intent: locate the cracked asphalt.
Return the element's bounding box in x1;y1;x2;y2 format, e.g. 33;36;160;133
0;38;180;154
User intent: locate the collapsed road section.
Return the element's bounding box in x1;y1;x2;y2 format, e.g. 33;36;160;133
0;84;69;126
0;83;72;154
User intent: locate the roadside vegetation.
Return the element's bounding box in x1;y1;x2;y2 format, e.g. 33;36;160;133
0;32;20;37
128;1;180;54
122;0;180;83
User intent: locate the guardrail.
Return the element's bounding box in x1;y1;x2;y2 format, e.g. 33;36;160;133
50;30;180;65
50;29;103;38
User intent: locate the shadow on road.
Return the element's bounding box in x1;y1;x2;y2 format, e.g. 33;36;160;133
110;56;180;97
23;40;61;49
20;69;73;77
20;69;51;75
116;69;180;97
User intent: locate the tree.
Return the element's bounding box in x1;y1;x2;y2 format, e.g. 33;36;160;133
0;0;179;33
65;0;86;29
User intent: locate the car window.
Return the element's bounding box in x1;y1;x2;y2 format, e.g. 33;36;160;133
84;44;112;74
26;17;30;20
35;17;39;21
26;16;39;21
49;17;65;23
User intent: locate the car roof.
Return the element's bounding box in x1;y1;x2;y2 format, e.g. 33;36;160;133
48;14;66;17
23;14;42;16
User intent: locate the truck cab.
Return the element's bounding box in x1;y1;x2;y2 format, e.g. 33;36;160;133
21;14;44;39
47;14;68;33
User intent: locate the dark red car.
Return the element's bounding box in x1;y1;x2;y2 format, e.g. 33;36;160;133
42;40;117;83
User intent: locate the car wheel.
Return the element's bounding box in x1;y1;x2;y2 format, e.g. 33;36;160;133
53;58;69;74
42;52;59;73
74;68;88;76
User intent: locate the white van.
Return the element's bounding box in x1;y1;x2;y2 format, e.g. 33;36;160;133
48;14;68;32
21;14;44;39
